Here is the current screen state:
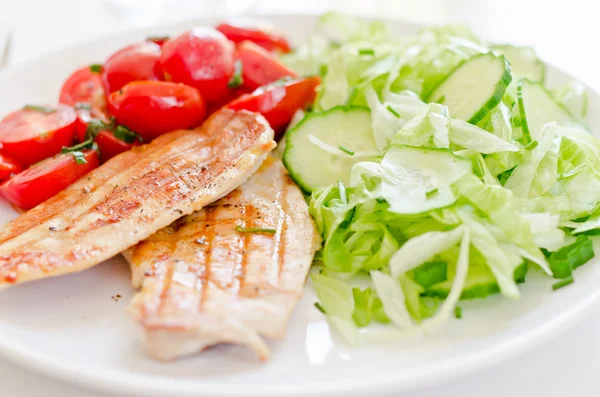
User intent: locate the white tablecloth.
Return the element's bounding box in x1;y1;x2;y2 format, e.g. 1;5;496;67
1;0;599;395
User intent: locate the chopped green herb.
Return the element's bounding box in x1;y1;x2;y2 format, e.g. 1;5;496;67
436;95;446;104
454;306;463;319
114;125;143;144
23;104;55;114
61;138;94;154
89;64;103;73
358;48;375;56
386;104;401;118
337;181;347;205
338;145;355;156
74;102;92;111
552;276;574;291
235;225;277;234
227;59;244;89
524;140;538;150
426;187;439;197
319;64;328;77
314;302;326;314
71;151;88;164
376;197;387;204
85;119;109;140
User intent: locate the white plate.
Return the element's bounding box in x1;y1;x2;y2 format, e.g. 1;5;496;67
0;14;599;397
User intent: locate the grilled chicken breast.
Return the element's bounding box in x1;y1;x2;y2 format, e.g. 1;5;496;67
125;157;320;361
0;109;275;289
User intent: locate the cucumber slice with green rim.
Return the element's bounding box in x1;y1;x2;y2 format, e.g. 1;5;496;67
427;53;512;124
283;106;377;194
492;45;545;82
517;78;575;142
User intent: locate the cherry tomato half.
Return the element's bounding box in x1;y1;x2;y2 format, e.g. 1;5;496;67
0;149;99;210
0;105;77;166
237;41;297;90
95;129;140;161
227;76;320;139
216;21;291;53
109;81;206;141
59;66;107;112
160;28;235;103
102;42;163;95
0;153;22;181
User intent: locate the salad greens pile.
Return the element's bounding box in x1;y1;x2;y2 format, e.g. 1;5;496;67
280;12;597;344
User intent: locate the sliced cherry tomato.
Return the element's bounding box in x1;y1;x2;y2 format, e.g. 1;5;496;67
102;42;163;95
0;105;77;166
227;76;320;139
160;28;235;103
0;153;22;181
109;81;206;141
0;149;99;210
237;41;297;90
216;21;291;53
74;105;110;142
59;66;106;112
147;35;170;47
95;129;140;161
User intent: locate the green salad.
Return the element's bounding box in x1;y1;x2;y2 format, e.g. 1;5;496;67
279;12;597;344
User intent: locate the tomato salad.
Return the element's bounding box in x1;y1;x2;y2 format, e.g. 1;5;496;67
0;21;317;210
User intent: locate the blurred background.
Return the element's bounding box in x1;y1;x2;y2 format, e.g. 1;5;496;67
0;0;596;89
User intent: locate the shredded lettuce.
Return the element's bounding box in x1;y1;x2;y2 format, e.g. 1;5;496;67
291;12;598;345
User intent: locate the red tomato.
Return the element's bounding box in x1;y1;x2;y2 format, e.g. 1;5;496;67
237;41;297;90
109;81;206;141
159;28;235;103
59;66;107;112
0;150;99;210
0;105;77;166
102;42;163;95
227;76;320;138
216;21;291;53
74;106;110;142
95;129;140;161
0;153;22;181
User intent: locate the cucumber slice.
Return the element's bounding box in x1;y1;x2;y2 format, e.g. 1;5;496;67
427;53;512;124
424;262;527;300
517;79;575;142
283;106;377;193
492;45;545;82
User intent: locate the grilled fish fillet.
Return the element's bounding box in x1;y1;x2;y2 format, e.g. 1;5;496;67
0;109;275;289
125;157;320;361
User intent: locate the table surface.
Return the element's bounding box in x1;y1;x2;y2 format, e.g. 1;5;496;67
1;0;599;396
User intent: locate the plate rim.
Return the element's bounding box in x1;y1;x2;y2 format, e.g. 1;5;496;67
0;12;599;397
